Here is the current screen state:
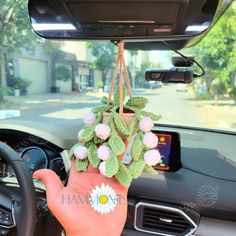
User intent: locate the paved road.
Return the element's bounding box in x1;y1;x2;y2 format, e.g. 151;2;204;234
5;85;235;131
13;85;206;129
135;85;205;128
21;95;101;120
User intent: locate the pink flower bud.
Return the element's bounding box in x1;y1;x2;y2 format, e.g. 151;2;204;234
74;146;88;160
139;117;154;132
84;112;96;125
143;132;158;149
144;149;161;166
97;145;112;161
99;161;107;176
95;124;111;140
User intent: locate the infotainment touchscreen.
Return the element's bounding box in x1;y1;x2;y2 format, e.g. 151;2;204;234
152;131;181;172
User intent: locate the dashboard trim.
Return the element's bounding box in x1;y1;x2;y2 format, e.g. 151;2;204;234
134;202;197;236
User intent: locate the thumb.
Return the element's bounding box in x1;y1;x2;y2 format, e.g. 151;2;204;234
33;169;64;200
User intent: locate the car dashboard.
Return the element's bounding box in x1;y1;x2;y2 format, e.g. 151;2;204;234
0;130;67;182
0;121;236;236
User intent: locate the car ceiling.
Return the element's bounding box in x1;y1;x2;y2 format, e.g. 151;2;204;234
28;0;234;50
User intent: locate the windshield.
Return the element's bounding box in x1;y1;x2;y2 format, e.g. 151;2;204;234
0;2;236;133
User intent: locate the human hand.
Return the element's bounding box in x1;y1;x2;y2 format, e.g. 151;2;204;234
33;160;128;236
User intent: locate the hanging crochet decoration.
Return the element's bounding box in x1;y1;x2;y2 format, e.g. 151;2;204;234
69;41;162;187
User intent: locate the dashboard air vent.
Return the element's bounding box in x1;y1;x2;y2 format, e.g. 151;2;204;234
135;202;197;236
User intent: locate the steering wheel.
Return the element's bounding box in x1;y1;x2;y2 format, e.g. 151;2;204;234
0;142;37;236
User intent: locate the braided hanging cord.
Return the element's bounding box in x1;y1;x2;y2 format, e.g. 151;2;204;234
107;41;133;114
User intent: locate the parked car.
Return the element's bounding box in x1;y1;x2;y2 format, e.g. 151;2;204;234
176;84;187;93
149;81;161;89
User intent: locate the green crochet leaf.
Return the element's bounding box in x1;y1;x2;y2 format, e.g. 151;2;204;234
92;105;110;114
124;105;139;114
144;165;158;175
128;116;139;138
101;96;108;104
126;97;148;109
115;162;132;187
108;131;126;156
113;112;129;136
93;136;104;144
96;112;103;124
129;159;145;179
143;146;149;153
105;153;119;177
131;135;143;161
79;126;95;142
140;111;161;121
92;106;105;114
88;143;100;168
75;159;88;172
109;119;117;133
68;143;81;160
114;85;127;105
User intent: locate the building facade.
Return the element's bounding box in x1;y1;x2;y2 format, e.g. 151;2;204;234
1;43;103;95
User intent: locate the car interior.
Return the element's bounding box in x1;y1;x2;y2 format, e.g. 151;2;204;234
0;0;236;236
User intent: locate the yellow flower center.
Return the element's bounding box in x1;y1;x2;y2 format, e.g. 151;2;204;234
99;195;108;204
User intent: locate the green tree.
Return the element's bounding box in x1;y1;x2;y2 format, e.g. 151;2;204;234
88;42;117;86
211;79;226;105
229;87;236;103
0;0;41;47
189;2;236;95
55;65;72;82
0;0;42;101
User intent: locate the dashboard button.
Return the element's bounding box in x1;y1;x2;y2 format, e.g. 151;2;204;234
0;209;13;226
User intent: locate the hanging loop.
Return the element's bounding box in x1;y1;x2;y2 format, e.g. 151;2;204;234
107;41;133;114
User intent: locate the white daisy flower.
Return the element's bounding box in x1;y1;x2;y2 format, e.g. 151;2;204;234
89;183;118;214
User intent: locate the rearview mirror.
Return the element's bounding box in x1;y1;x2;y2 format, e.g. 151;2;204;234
28;0;223;40
145;68;193;84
